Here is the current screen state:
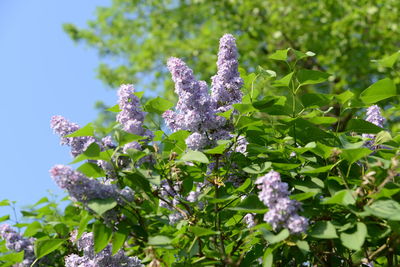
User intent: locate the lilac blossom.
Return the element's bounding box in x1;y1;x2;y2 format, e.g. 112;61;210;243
50;115;96;157
116;84;153;152
66;231;143;267
50;165;131;206
362;105;385;148
255;170;308;234
0;224;35;266
244;213;256;228
163;57;215;133
211;34;243;110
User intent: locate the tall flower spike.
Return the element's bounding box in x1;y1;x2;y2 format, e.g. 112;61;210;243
163;57;215;133
211;34;243;109
256;170;308;234
50;165;120;203
50;115;96;157
117;84;153;151
362;105;385;148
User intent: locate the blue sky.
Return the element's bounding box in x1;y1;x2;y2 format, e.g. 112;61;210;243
0;1;117;218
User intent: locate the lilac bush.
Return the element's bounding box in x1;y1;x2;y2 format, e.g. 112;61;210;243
1;35;399;267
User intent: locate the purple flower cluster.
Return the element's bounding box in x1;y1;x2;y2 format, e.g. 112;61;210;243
163;34;243;150
50;115;96;157
0;224;35;266
50;165;132;205
116;84;153;152
256;170;308;234
362;105;385;148
211;34;243;110
65;231;143;267
243;213;256;228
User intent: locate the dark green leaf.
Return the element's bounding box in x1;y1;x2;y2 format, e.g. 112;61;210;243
345;119;384;134
261;229;289;244
112;232;127;255
228;195;268;214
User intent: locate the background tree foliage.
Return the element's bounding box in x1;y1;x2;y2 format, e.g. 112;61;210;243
64;0;400;95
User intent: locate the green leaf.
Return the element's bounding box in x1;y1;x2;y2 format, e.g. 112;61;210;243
77;162;106;178
123;171;151;193
262;248;273;267
243;162;271;174
273;72;294;87
374;131;392;145
24;221;41;237
70;143;113;164
0;199;10;206
106;104;121;112
297;69;330;86
112;232;127;255
115;130;143;146
228;195;268;214
322;190;356;206
308;116;337;125
144;96;174;114
300;164;334;174
87;198;117;216
360;78;397;104
0;215;10;222
133;91;144;99
290;192;316;201
340;222;367;251
148;235;172;246
268;48;289;61
373;51;400;68
310;221;338;239
292;49;315;60
261;229;289;244
341;148;371;164
364;200;400;221
345;119;384;134
0;251;24;263
189;226;219;237
296;240;310;255
34;239;64;259
300;93;332;108
180;150;209;164
65;123;95;137
203;143;227;154
233;103;257;114
216;108;233;119
93;222;112;253
336;90;354;104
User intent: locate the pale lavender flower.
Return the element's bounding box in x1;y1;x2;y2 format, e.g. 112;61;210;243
256;170;308;234
101;136;115;148
185;132;209;150
50;115;96;157
0;224;35;266
67;231;143;267
50;165;119;203
362;105;385;148
244;213;257;228
211;34;243;108
169;212;184;225
163;57;215;133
